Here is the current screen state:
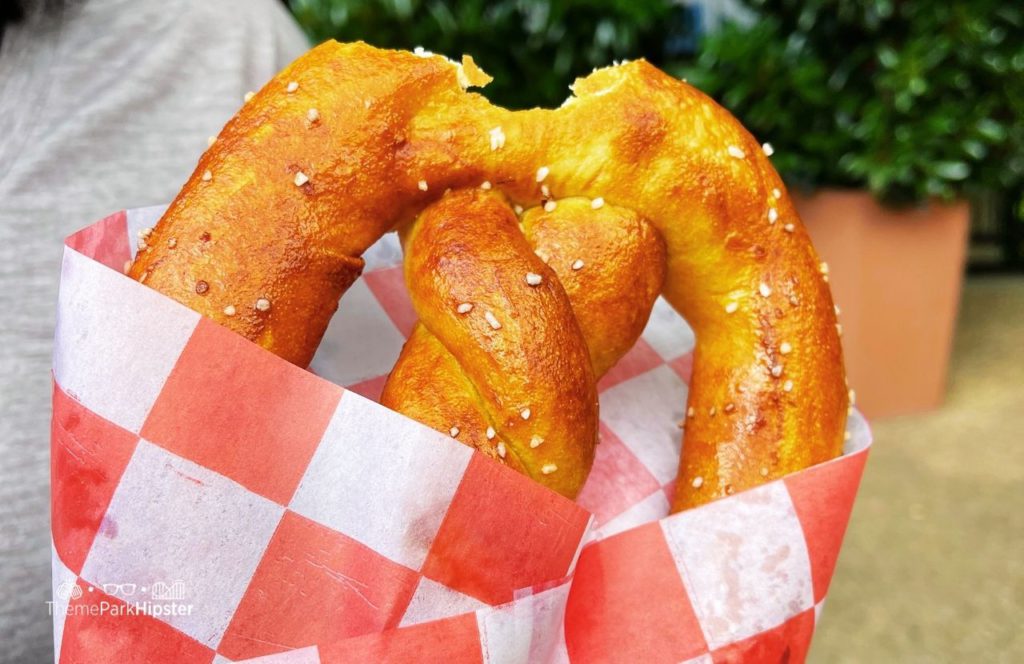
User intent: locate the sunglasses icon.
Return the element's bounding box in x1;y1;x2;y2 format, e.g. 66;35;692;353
102;583;138;596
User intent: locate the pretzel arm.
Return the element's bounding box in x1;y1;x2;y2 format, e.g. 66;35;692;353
380;190;597;497
518;198;667;378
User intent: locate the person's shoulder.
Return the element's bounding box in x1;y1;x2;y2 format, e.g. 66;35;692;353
76;0;310;69
183;0;310;63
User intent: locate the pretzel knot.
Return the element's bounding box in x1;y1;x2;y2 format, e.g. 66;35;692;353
381;191;665;497
129;41;849;509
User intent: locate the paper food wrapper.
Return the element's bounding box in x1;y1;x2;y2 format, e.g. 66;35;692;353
51;206;871;663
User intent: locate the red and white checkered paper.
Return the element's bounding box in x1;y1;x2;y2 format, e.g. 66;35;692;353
51;206;871;663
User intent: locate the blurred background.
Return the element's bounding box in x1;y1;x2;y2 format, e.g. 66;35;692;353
285;0;1023;660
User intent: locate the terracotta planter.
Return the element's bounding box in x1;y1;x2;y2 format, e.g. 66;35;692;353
792;189;969;418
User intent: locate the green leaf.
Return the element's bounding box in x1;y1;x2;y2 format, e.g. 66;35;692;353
934;162;971;180
962;140;988;160
977;118;1008;141
878;45;899;68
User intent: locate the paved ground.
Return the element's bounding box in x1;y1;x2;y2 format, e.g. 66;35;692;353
810;276;1024;662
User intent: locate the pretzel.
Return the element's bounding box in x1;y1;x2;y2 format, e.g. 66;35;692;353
128;40;848;509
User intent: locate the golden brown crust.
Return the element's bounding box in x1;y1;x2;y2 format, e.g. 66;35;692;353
381;194;665;498
381;190;596;497
130;40;847;508
381;324;531;479
520;199;667;377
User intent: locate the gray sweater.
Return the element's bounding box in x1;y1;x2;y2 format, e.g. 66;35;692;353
0;1;308;659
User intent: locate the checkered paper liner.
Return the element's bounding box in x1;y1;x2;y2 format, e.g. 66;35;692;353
51;206;871;663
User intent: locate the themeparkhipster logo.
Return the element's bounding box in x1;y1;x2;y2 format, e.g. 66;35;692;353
49;579;194;618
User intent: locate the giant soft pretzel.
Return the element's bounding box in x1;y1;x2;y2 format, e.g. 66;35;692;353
128;41;848;509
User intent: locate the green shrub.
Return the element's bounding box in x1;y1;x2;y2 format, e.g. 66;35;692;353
685;1;1024;205
287;0;682;110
